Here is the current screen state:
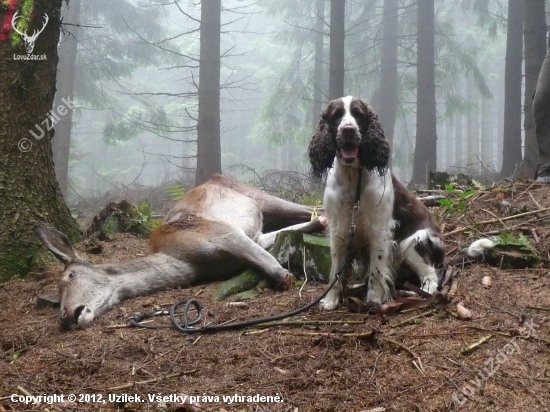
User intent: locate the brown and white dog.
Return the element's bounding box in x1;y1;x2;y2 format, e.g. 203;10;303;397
309;96;447;310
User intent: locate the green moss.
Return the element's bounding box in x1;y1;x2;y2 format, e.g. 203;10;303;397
213;269;263;301
270;231;331;281
486;233;541;269
303;233;330;247
0;246;39;282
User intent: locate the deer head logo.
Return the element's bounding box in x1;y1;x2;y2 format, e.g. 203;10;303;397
11;11;49;54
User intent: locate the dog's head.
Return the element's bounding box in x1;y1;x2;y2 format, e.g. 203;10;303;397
308;96;390;179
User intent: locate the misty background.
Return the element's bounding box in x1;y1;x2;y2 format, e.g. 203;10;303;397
55;0;545;209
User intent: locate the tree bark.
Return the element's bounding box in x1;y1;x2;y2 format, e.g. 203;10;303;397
312;0;325;125
500;0;524;178
455;113;463;168
445;117;453;168
480;96;493;171
378;0;399;152
410;0;437;186
328;0;345;100
533;46;550;178
521;0;546;177
0;0;81;280
53;0;80;200
195;0;221;186
467;75;479;172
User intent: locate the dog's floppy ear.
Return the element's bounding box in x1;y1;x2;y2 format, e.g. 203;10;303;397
358;100;390;175
308;107;336;180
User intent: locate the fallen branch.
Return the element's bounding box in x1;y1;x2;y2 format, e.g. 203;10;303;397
464;326;511;337
409;331;469;338
390;309;438;328
255;320;365;328
379;337;424;374
459;334;494;356
104;370;196;391
445;207;550;236
526;305;550;312
278;330;374;338
17;386;32;397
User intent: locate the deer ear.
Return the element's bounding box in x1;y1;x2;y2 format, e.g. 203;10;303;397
34;224;79;267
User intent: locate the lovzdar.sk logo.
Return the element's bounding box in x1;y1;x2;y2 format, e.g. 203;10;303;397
12;11;48;60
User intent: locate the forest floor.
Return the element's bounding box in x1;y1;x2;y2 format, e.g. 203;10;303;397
1;179;550;412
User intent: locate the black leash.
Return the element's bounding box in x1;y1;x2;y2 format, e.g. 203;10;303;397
129;169;364;333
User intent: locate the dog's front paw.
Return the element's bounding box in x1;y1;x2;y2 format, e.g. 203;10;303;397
422;278;438;295
320;290;341;311
365;283;391;305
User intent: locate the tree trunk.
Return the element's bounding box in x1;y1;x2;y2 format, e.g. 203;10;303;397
195;0;221;186
312;0;325;125
521;0;546;177
410;0;437;186
53;0;80;200
0;0;81;280
533;46;550;178
378;0;399;151
467;75;480;173
445;118;454;168
500;0;524;178
328;0;345;100
481;96;493;171
496;69;504;170
455;113;463;168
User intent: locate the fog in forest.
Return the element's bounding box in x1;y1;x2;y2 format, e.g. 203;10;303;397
57;0;547;208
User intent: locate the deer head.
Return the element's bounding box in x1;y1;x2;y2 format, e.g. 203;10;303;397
12;11;49;54
34;225;108;330
35;224;194;330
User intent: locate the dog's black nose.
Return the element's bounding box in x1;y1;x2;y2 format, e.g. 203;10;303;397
341;125;356;137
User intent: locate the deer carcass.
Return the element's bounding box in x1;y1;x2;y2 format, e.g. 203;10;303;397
36;175;325;330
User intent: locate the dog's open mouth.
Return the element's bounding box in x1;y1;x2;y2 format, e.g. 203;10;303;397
338;146;359;163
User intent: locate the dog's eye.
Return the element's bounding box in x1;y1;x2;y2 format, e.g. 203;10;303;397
68;272;76;278
351;107;363;119
331;109;344;123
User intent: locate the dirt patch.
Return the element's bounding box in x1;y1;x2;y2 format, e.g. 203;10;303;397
1;182;550;412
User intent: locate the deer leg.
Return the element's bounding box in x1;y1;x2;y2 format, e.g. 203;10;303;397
260;199;324;232
217;229;292;287
257;216;327;249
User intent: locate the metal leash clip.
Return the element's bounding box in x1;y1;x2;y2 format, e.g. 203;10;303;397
350;204;359;235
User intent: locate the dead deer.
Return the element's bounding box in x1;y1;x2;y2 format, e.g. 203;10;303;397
36;175;325;330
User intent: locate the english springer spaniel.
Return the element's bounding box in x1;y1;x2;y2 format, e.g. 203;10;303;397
308;96;445;310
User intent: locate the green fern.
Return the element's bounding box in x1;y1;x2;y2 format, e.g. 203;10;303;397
166;185;186;201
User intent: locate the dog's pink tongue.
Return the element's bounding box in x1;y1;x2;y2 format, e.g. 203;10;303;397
341;147;358;162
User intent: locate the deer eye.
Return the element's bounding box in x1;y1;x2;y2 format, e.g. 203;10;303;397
68;272;76;278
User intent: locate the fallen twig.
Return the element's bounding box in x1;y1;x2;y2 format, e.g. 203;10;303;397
459;334;494;356
379;337;424;374
480;208;506;228
104;370;196;391
278;330;374;338
444;207;550;236
464;326;511;337
256;320;365;328
390;309;438;328
17;386;32;397
526;305;550;312
409;331;469;338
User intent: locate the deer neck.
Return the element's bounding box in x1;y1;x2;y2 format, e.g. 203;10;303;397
95;253;197;312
